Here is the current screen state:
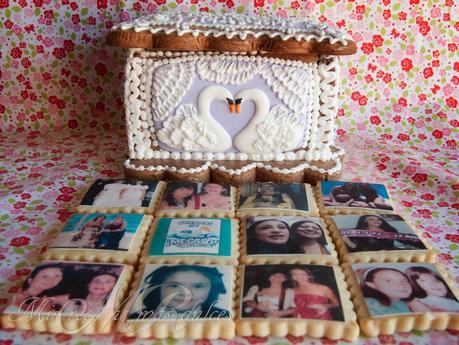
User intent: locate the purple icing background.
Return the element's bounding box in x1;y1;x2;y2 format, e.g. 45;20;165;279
153;69;310;152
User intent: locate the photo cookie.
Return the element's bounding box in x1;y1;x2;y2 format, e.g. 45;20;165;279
325;214;434;263
236;264;359;340
343;262;459;336
156;182;236;218
76;179;165;214
141;218;238;265
240;216;338;265
317;181;395;215
44;213;153;265
1;260;133;334
119;263;235;339
237;182;319;217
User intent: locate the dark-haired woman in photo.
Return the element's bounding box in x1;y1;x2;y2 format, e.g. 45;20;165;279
240;183;294;209
96;216;127;250
290;220;330;255
11;264;65;312
160;182;198;210
324;182;362;207
242;271;294;318
129;265;229;319
246;219;291;254
343;215;424;252
60;272;119;314
361;267;413;316
406;266;459;312
287;267;339;320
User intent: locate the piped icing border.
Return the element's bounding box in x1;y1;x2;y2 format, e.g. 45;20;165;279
124;49;342;164
112;12;353;46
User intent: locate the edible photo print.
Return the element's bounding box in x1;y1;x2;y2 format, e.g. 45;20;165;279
241;264;344;321
331;214;426;253
238;183;308;211
80;179;158;208
149;218;232;256
128;264;232;321
321;181;393;211
245;216;331;255
352;262;459;317
50;213;145;251
5;261;124;315
159;182;231;211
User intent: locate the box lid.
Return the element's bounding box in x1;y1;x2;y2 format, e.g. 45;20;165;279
107;12;356;57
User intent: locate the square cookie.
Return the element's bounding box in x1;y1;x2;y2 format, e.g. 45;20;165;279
118;263;236;339
237;182;319;217
325;214;434;263
343;262;459;336
76;179;165;214
156;182;236;218
236;264;359;340
1;260;133;334
44;213;153;265
240;216;338;265
317;181;395;215
141;218;239;265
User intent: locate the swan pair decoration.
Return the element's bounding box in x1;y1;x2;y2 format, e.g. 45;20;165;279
157;85;304;154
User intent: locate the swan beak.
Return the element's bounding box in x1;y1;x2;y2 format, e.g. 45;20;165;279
235;104;241;113
226;98;235;113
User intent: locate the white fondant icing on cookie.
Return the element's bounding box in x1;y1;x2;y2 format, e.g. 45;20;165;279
197;56;260;84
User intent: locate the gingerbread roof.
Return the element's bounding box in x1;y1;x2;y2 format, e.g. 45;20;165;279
107;12;356;57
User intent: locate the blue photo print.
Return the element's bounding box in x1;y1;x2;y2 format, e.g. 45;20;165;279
149;218;232;257
51;213;145;251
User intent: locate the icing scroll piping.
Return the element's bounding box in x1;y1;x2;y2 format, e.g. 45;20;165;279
112;12;352;46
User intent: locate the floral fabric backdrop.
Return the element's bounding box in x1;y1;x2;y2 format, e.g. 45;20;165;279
0;1;458;345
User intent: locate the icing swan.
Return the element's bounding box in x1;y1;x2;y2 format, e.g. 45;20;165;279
157;86;233;152
233;89;303;154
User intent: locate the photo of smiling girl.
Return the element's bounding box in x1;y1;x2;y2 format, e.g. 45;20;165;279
128;264;232;320
245;217;331;256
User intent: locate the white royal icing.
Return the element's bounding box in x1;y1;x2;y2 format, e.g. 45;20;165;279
124;50;344;166
112;12;352;46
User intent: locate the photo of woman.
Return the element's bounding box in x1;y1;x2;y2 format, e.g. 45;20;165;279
359;266;414;316
245;217;331;256
242;271;294;318
10;263;66;312
159;182;198;210
96;216;127;250
406;266;459;313
50;213;144;251
128;264;232;320
71;215;106;248
322;181;393;211
290;220;330;255
241;265;344;321
6;262;123;315
287;266;340;320
239;183;308;211
80;179;158;208
246;219;291;254
197;183;231;210
58;273;119;314
332;214;426;253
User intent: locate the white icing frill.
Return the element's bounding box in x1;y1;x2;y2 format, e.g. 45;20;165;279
157;104;218;151
112;12;352;46
197;57;260;85
152;62;195;121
